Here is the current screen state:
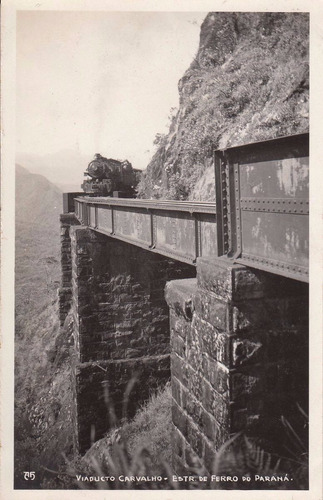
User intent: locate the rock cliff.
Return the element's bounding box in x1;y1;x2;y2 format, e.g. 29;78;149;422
137;12;309;201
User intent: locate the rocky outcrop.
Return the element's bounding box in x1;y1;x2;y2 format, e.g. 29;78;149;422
137;12;309;201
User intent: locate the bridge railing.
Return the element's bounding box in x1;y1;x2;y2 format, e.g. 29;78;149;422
74;197;217;265
214;132;309;282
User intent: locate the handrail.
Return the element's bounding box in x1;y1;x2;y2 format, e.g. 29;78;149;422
74;196;216;214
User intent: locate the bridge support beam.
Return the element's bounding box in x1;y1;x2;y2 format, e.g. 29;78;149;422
59;217;195;453
165;258;308;474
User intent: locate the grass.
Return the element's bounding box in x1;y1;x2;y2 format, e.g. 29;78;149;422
43;383;175;490
45;384;309;491
120;382;172;467
211;407;308;490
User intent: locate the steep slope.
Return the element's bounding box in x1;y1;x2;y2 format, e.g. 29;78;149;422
15;164;62;326
15;165;74;488
137;12;309;201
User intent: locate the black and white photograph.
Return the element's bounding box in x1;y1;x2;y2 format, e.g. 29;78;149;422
1;0;322;498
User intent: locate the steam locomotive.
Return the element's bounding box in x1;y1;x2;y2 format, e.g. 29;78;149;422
81;154;141;197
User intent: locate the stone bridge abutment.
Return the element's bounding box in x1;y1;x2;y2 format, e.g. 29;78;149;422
166;259;308;472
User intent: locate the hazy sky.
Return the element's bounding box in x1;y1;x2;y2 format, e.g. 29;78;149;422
16;11;207;170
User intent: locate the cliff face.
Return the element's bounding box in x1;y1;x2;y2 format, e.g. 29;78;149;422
137;12;309;201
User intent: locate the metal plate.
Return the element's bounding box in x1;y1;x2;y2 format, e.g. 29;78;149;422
89;206;96;228
113;208;152;247
74;200;80;219
155;211;196;260
239;157;309;198
200;215;217;259
97;206;113;233
241;211;308;269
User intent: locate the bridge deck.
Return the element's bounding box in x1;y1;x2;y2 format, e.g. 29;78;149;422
74;197;217;265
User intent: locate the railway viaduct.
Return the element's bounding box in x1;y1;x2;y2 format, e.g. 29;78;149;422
59;133;309;473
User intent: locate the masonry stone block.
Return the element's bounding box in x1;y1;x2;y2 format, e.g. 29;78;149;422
171;376;182;406
183;391;203;428
186;416;204;458
173;425;185;460
202;356;229;396
171;353;188;386
203;440;217;473
194;291;228;331
172;400;188;437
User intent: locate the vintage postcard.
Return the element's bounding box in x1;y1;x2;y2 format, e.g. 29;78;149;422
1;0;322;499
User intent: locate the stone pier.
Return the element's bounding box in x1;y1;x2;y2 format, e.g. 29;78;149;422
165;257;308;474
59;214;195;453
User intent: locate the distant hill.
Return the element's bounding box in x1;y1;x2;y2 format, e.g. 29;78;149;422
16;164;62;228
15;164;62;325
16;149;89;191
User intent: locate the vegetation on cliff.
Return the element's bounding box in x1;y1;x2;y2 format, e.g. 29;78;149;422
137;12;309;201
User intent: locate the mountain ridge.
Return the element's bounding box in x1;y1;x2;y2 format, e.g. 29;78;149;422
15;163;62;228
16;149;89;191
